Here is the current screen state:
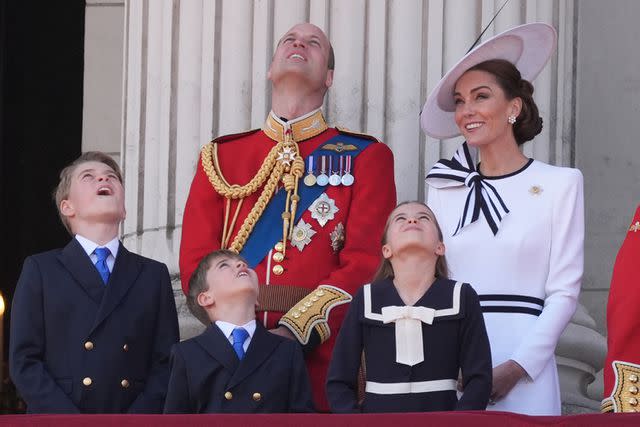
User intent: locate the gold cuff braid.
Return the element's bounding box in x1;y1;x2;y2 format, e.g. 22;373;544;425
601;397;614;413
278;285;352;345
605;360;640;412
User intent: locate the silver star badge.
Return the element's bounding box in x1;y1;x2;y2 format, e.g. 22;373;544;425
277;147;296;167
309;193;339;227
290;219;316;251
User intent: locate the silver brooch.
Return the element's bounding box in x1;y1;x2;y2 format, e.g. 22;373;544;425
290;219;316;252
330;222;345;253
309;193;339;227
529;185;543;195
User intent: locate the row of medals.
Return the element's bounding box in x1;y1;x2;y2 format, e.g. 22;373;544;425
271;155;350;275
303;154;354;187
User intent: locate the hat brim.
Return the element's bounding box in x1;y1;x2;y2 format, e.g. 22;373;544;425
420;23;557;139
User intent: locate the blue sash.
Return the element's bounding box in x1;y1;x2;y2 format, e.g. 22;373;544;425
241;133;373;267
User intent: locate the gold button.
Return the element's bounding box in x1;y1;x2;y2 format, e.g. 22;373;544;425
123;344;129;352
630;374;639;383
629;397;638;406
274;242;284;252
224;391;233;400
84;341;94;351
83;377;92;387
315;289;325;297
272;265;284;275
121;379;130;388
272;252;284;263
630;386;639;395
253;392;262;401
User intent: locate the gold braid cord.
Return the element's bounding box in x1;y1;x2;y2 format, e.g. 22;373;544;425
227;162;284;253
201;142;286;253
288;157;305;236
202;142;282;199
279;134;304;255
200;134;302;254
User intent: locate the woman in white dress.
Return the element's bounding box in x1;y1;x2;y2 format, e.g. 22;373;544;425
420;23;584;415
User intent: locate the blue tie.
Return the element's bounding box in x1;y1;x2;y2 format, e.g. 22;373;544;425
231;327;249;360
94;247;111;285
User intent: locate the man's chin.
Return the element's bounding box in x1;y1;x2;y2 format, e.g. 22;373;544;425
271;69;312;85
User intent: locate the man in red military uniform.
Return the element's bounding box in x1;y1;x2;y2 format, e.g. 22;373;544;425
179;22;396;411
602;205;640;413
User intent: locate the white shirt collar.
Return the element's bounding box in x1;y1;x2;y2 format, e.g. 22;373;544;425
215;319;257;340
75;234;120;259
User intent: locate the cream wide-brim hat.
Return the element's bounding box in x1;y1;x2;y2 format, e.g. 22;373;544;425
420;22;557;139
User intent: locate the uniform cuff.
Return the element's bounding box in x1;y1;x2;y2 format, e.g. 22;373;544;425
278;285;351;345
606;360;640;412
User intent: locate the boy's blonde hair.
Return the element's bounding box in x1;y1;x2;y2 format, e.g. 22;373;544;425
53;152;123;234
187;249;250;325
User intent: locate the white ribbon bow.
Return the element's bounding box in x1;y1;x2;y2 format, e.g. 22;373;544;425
381;305;436;366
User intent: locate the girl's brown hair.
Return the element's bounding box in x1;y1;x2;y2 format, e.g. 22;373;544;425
372;201;449;282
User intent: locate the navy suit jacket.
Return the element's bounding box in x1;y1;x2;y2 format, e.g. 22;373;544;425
164;322;314;413
9;238;180;413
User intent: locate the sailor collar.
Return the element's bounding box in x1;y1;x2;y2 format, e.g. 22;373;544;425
362;279;463;366
262;108;328;143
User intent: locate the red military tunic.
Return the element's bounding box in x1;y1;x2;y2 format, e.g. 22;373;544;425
603;205;640;410
179;110;397;411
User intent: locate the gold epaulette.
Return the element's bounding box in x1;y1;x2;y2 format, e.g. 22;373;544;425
335;126;380;143
278;285;352;345
605;360;640;412
208;128;261;145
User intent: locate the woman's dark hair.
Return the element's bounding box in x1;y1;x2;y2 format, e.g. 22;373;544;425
467;59;543;145
372;201;449;282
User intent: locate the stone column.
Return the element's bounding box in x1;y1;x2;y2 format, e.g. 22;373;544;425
121;0;210;339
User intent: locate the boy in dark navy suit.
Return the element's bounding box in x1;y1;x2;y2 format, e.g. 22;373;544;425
164;249;314;413
9;152;179;413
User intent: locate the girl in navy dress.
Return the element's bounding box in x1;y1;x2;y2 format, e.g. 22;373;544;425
326;201;491;413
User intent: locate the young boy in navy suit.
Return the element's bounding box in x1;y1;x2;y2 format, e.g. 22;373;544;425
164;249;314;413
9;152;179;413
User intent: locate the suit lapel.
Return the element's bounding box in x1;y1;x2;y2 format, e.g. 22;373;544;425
195;324;240;373
91;243;141;333
227;322;281;389
57;239;105;305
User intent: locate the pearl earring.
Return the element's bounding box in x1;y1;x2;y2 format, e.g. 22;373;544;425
508;115;516;124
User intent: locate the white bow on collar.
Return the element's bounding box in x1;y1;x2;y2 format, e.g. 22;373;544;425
426;142;510;236
382;305;436;366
